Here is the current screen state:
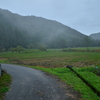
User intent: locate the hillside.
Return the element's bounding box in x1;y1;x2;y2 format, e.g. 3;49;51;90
89;33;100;40
0;8;87;49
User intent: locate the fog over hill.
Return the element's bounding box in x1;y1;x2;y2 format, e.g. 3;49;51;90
89;33;100;40
1;8;99;49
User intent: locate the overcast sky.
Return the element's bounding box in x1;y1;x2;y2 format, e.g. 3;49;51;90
0;0;100;35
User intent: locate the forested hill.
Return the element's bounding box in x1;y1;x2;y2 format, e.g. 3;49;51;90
89;33;100;40
0;8;87;49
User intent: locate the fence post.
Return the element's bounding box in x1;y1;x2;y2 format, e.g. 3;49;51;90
0;64;2;76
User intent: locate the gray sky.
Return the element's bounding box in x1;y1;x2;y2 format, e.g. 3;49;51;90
0;0;100;35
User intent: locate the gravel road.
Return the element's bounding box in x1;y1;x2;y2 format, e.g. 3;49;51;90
2;64;80;100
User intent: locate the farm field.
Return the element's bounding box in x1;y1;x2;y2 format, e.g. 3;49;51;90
0;47;100;68
0;47;100;100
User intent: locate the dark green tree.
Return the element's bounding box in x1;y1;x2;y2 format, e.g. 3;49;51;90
83;36;91;51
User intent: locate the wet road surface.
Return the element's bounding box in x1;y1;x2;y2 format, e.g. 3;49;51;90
2;64;79;100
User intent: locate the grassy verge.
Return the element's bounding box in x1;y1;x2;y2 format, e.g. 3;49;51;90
0;71;11;100
71;67;100;97
75;66;100;76
78;72;100;92
28;66;100;100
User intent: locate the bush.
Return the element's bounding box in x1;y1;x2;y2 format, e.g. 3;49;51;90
38;45;47;51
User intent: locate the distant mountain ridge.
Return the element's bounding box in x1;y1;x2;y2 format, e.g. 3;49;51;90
89;33;100;40
0;8;87;49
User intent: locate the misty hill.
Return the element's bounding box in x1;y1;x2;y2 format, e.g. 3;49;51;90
0;8;87;49
89;33;100;40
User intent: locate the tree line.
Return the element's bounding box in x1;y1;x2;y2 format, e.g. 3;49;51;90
0;21;100;52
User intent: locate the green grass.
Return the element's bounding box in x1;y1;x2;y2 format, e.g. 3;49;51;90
0;71;11;100
78;72;100;91
75;66;100;75
72;67;100;96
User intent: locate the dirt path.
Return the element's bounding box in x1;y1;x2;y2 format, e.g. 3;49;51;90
2;64;81;100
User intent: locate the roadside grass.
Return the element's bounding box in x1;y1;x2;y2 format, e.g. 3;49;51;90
72;66;100;96
0;60;8;63
0;71;11;100
75;66;100;76
78;72;100;92
28;66;100;100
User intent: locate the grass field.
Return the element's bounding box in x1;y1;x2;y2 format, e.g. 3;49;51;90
0;47;100;100
0;47;100;68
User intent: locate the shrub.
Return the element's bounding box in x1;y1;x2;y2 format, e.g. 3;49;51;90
38;45;47;51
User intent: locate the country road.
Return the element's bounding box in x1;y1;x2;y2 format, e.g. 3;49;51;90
2;64;80;100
